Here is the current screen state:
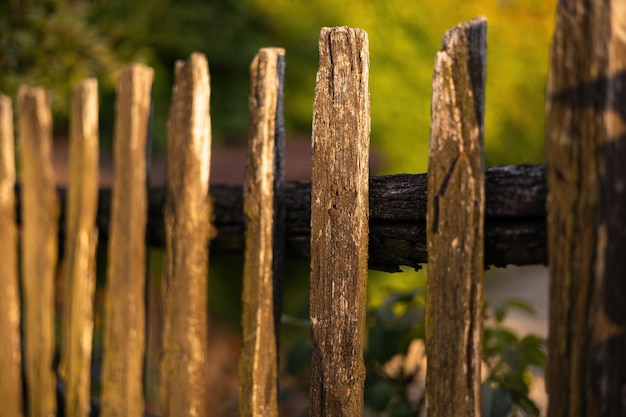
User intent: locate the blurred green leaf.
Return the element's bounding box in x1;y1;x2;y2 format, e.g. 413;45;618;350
519;336;547;370
389;397;414;417
513;394;541;416
396;306;424;329
374;305;396;328
500;299;537;316
366;377;398;411
484;327;519;352
502;372;530;397
482;300;545;416
520;334;546;350
0;0;124;131
367;325;403;364
382;289;423;306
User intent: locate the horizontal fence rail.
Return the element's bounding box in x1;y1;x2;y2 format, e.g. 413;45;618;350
14;163;547;271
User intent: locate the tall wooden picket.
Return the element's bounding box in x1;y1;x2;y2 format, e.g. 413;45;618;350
425;17;487;417
100;64;153;417
59;79;100;417
309;26;370;417
239;47;286;417
546;1;626;416
0;94;23;417
160;53;212;417
18;86;60;417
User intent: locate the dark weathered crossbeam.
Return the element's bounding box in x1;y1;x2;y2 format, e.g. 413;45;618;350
17;163;546;272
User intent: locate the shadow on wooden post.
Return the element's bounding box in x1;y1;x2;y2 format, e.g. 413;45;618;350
101;64;153;417
310;26;370;417
160;53;212;417
425;17;487;417
0;94;23;417
18;86;60;417
546;1;626;416
59;79;100;417
239;47;286;417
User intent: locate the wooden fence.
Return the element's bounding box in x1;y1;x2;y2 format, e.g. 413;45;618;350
1;1;625;416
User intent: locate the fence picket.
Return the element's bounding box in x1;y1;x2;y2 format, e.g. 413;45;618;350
310;26;370;417
100;64;153;417
239;47;285;417
425;17;487;417
0;94;23;417
18;86;60;417
160;53;212;416
546;1;626;416
59;79;99;417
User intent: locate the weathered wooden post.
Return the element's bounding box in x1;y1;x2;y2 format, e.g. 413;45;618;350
310;26;370;417
101;64;153;417
425;17;487;417
546;1;626;416
0;94;23;417
59;79;99;417
18;86;60;417
160;53;212;417
239;47;286;417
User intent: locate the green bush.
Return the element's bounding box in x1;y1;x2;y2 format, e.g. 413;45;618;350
285;291;547;417
3;0;555;168
0;0;122;131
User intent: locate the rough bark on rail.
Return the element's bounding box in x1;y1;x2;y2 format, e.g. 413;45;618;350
18;163;546;272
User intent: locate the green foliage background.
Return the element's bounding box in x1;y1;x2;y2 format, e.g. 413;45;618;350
2;0;555;170
252;0;555;173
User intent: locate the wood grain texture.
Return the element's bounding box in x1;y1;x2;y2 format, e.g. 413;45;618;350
101;64;153;417
18;86;59;417
546;1;626;416
160;53;212;417
239;47;285;417
59;79;99;417
425;17;486;417
0;94;23;417
309;26;370;417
